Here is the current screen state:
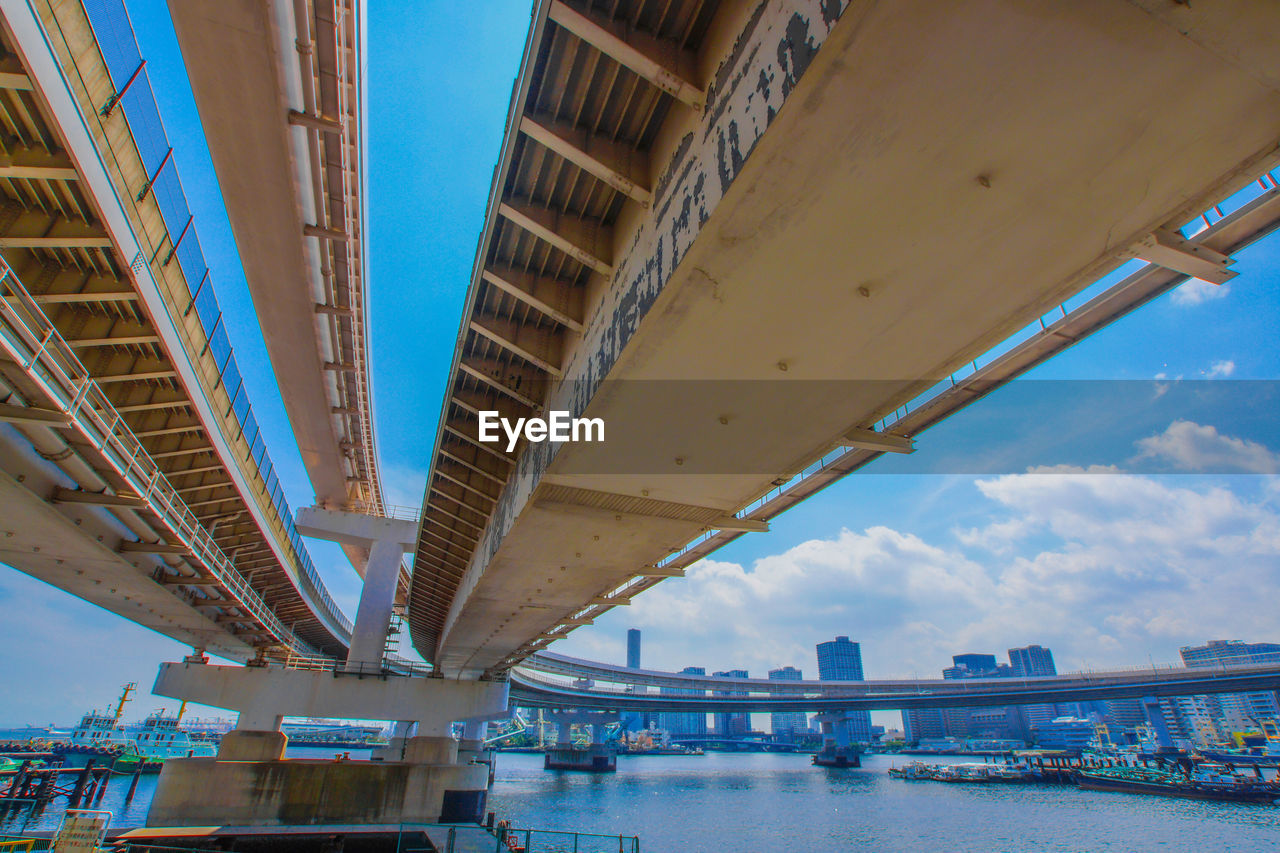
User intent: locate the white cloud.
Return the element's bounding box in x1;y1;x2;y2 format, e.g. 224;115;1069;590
1170;279;1229;306
1204;359;1235;378
1132;420;1280;474
555;472;1280;685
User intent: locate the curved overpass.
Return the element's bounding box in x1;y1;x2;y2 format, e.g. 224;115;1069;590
509;655;1280;712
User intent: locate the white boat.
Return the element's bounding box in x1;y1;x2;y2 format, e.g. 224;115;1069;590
53;684;216;771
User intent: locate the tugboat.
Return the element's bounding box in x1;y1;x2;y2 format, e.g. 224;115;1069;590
53;684;216;772
1074;762;1280;804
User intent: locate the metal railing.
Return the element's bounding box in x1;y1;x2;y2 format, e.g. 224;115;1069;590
282;653;434;677
0;258;305;652
65;0;352;637
399;822;640;853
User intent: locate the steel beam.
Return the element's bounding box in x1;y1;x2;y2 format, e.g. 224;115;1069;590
481;264;585;332
519;113;650;205
0;402;70;426
546;0;703;109
498;201;612;276
469;312;564;376
1126;227;1238;285
842;427;915;454
458;357;543;411
52;487;142;507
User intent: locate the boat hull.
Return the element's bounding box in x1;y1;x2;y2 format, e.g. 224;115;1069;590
1075;773;1280;804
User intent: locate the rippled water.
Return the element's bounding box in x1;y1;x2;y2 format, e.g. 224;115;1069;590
5;750;1278;851
487;752;1280;853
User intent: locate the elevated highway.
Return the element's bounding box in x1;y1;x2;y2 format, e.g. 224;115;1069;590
407;0;1280;678
509;653;1280;712
0;0;356;658
164;0;401;587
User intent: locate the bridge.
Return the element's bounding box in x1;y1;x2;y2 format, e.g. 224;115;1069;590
508;653;1280;713
0;0;1277;830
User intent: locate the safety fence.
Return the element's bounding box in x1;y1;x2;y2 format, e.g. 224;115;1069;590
57;0;353;637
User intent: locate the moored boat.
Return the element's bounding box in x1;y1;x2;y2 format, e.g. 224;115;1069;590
1073;763;1280;804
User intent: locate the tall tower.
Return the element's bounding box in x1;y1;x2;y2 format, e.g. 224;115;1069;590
815;637;872;742
626;628;642;669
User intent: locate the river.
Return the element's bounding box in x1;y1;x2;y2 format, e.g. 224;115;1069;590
4;750;1278;851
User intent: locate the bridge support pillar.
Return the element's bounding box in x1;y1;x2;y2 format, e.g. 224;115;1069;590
542;711;619;772
813;712;860;768
146;660;508;827
294;506;419;673
458;720;496;788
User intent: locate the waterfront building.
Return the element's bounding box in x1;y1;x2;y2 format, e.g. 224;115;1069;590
1034;717;1095;751
713;670;751;737
1181;640;1280;724
657;666;709;739
816;637;872;742
767;666;808;738
902;708;947;743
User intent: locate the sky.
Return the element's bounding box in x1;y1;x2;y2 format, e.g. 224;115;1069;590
2;3;1279;730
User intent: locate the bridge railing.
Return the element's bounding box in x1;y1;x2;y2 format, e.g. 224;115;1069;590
67;0;351;638
0;259;305;653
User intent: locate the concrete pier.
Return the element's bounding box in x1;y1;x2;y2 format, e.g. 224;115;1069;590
146;661;508;826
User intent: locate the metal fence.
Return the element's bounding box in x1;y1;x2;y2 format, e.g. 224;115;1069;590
73;0;351;637
0;258;302;651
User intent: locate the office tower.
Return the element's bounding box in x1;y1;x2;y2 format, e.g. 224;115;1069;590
817;636;866;681
713;670;750;736
626;628;642;669
1009;645;1056;677
1009;644;1059;730
816;637;872;742
658;666;708;739
768;666;807;738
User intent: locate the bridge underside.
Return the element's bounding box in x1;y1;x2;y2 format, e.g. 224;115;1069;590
420;0;1280;677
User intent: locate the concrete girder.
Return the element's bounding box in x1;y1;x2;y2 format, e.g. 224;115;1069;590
427;478;495;517
497;201;613;277
481;264;585;332
1125;227;1238;285
437;444;510;487
457;355;545;410
443;422;517;462
518;113;650;207
436;458;502;503
468;312;564;377
842;427;915;454
0;145;78;181
0;402;70;426
154;661;510;734
546;0;702;109
450;387;532;427
94;368;178;385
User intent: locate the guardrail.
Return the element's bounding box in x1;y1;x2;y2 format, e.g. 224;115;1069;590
283;653;434;678
65;0;351;637
0;260;305;651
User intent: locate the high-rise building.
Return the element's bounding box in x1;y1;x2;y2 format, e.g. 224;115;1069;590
658;666;708;739
713;670;751;737
768;666;807;738
816;637;872;742
817;636;866;681
626;628;642;669
1009;644;1058;730
1009;645;1056;677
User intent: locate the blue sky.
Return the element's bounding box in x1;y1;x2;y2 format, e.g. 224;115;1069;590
2;2;1279;728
